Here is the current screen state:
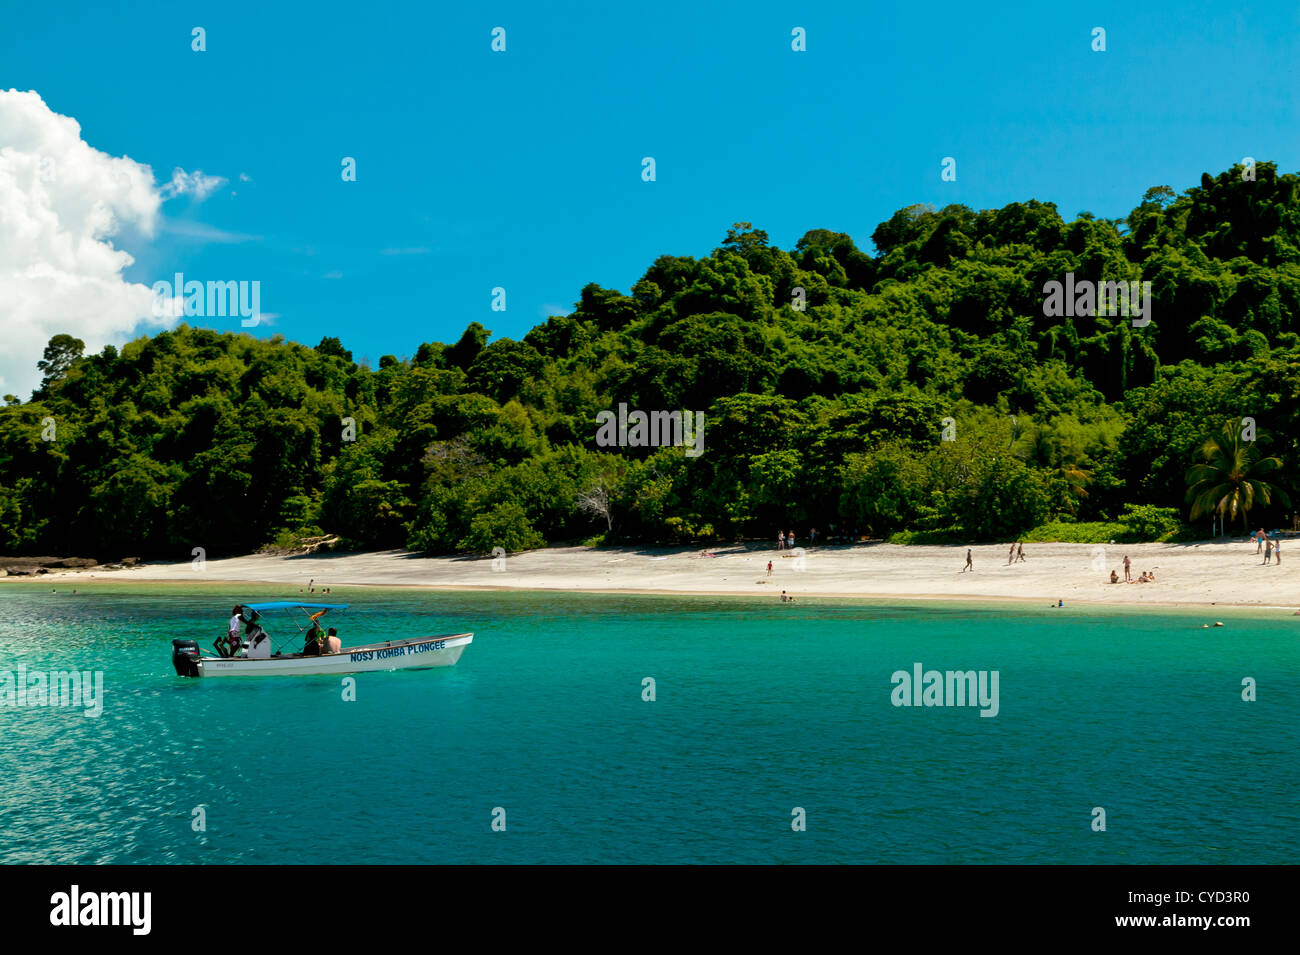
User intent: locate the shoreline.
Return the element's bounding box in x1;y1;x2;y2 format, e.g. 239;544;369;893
5;540;1298;612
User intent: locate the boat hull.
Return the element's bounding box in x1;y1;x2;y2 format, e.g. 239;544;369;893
193;633;473;677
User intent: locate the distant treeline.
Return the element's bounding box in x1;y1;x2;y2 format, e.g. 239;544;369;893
2;162;1298;557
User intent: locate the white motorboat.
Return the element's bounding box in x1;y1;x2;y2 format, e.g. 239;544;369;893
171;601;472;677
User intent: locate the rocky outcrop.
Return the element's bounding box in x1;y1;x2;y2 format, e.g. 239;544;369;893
0;556;98;575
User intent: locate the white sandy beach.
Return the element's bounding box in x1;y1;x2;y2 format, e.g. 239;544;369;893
23;539;1299;609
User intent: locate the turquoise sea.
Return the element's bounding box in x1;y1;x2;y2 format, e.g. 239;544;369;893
0;584;1296;864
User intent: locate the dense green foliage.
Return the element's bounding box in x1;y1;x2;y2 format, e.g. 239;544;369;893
3;163;1299;557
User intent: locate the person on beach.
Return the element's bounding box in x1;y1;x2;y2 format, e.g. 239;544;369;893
1274;538;1281;564
962;549;973;573
776;531;783;551
767;560;773;576
1016;542;1025;562
1256;530;1266;554
1008;543;1016;565
1264;538;1274;565
1123;555;1132;582
1109;570;1119;583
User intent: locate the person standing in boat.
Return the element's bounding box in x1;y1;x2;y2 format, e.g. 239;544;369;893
227;610;248;657
302;608;329;656
215;605;243;657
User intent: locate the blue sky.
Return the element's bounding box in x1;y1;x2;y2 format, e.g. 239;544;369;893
2;0;1297;371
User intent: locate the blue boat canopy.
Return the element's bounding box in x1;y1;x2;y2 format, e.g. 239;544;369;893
243;601;349;611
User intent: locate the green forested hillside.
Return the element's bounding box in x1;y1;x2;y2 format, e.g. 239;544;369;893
3;162;1298;557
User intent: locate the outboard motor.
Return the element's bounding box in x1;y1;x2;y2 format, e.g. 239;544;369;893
172;639;202;677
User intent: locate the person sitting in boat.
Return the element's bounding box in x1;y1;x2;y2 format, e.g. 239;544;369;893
247;626;272;659
241;617;270;657
324;627;342;654
235;608;268;654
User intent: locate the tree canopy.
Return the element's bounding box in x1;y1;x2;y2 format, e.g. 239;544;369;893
3;162;1298;557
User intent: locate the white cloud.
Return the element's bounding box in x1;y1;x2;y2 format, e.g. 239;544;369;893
159;167;227;201
0;89;182;397
159;218;259;243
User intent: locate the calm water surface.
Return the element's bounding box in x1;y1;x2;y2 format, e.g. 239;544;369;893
0;584;1296;864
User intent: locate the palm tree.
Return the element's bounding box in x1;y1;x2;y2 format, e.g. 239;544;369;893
1185;420;1289;532
1014;421;1092;513
1054;460;1093;508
